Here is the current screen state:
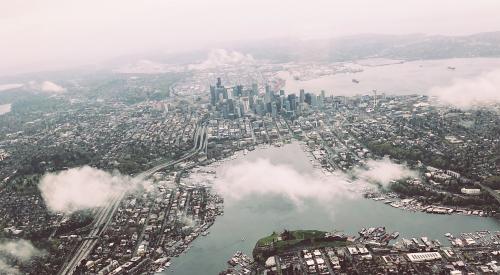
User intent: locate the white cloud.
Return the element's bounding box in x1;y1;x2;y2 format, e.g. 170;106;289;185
215;158;354;207
25;80;65;93
429;69;500;108
0;239;43;275
189;49;255;70
213;157;417;208
353;157;419;187
0;83;24;92
40;81;65;93
39;166;151;214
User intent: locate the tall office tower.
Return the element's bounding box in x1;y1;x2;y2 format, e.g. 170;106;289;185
241;97;250;114
305;93;312;105
271;102;278;117
284;100;291;111
210;85;217;106
249;95;255;109
320;90;326;102
232;86;238;98
256;98;265;116
288;94;297;111
317;95;324;109
279;90;285;96
299;89;305;103
216;77;222;88
227;98;235;114
221;87;229;100
265;84;272;104
311;94;318;108
251;83;258;97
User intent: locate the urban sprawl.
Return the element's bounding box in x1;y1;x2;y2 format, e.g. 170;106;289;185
0;69;499;275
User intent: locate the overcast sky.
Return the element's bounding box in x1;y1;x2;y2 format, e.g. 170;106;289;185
2;0;500;75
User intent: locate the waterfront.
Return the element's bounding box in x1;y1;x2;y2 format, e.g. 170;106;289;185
279;58;500;96
167;142;500;275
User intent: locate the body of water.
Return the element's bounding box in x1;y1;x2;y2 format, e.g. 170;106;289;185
166;142;500;275
280;58;500;96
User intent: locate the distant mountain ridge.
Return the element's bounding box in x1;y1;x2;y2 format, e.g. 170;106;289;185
235;32;500;62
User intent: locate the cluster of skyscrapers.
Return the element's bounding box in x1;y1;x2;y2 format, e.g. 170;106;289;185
209;77;326;118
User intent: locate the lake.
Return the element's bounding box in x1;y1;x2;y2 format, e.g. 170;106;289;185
166;142;500;275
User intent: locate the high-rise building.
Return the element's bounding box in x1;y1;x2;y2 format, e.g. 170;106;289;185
251;83;258;97
288;94;297;111
241;97;250;114
210;85;217;106
305;93;312;105
299;89;305;103
271;102;278;117
265;84;272;104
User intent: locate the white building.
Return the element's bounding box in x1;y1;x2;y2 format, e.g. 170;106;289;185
461;188;481;195
407;252;442;262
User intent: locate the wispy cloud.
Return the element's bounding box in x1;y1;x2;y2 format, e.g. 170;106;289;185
429;69;500;108
0;83;23;92
40;81;65;93
214;158;356;207
39;166;151;214
353;157;418;188
213;157;416;208
189;49;255;70
24;80;65;93
0;239;44;275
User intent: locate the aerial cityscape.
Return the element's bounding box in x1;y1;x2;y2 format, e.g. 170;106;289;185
2;1;500;275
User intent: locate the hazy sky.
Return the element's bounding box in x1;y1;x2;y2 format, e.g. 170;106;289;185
2;0;500;75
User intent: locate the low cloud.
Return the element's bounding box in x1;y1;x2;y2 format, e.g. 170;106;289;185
189;49;255;70
429;69;500;108
213;157;417;207
115;59;184;74
40;81;65;92
353;157;419;187
26;80;65;93
214;158;358;207
39;166;151;214
0;83;24;92
0;239;43;275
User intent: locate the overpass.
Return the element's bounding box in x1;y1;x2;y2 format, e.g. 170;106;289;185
475;182;500;205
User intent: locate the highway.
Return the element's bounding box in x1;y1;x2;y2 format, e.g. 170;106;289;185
475;182;500;205
58;124;207;275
